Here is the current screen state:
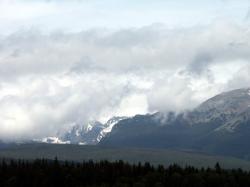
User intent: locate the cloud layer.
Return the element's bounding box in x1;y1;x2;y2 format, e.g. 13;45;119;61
1;21;250;140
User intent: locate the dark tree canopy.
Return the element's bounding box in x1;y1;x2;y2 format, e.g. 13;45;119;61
0;158;249;187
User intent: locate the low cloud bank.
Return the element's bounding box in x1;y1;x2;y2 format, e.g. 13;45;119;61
0;22;250;140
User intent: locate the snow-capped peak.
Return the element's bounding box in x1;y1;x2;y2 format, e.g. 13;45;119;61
35;117;127;145
97;116;127;142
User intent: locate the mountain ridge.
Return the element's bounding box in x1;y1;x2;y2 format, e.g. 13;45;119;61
6;88;250;160
35;116;127;145
100;88;250;160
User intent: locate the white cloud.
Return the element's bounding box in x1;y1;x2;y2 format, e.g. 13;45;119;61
0;21;250;140
0;0;249;34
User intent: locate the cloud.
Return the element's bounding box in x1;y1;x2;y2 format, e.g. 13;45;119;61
1;0;249;35
0;21;250;140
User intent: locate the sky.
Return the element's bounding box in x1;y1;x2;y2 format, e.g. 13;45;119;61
1;0;250;140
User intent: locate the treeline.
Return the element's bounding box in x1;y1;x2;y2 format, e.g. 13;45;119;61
0;158;250;187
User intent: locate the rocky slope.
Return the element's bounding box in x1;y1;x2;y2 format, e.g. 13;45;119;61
36;117;127;145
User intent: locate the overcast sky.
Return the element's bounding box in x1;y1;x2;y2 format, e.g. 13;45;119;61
1;0;250;140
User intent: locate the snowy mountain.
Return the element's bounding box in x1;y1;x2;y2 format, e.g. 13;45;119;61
100;88;250;159
187;88;250;128
97;116;127;142
61;121;104;145
33;88;250;159
36;116;127;145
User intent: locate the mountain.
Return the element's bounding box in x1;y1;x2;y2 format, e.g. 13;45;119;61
187;88;250;127
62;121;104;145
97;116;128;142
36;116;126;145
100;88;250;160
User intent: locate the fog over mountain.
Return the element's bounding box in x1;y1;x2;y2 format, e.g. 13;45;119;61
1;0;250;140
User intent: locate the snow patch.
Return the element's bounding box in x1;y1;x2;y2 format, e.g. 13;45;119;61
97;117;127;142
40;137;70;144
248;89;250;96
86;124;93;132
79;142;87;145
75;129;80;136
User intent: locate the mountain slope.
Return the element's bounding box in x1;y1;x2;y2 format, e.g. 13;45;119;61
37;117;126;145
100;88;250;159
